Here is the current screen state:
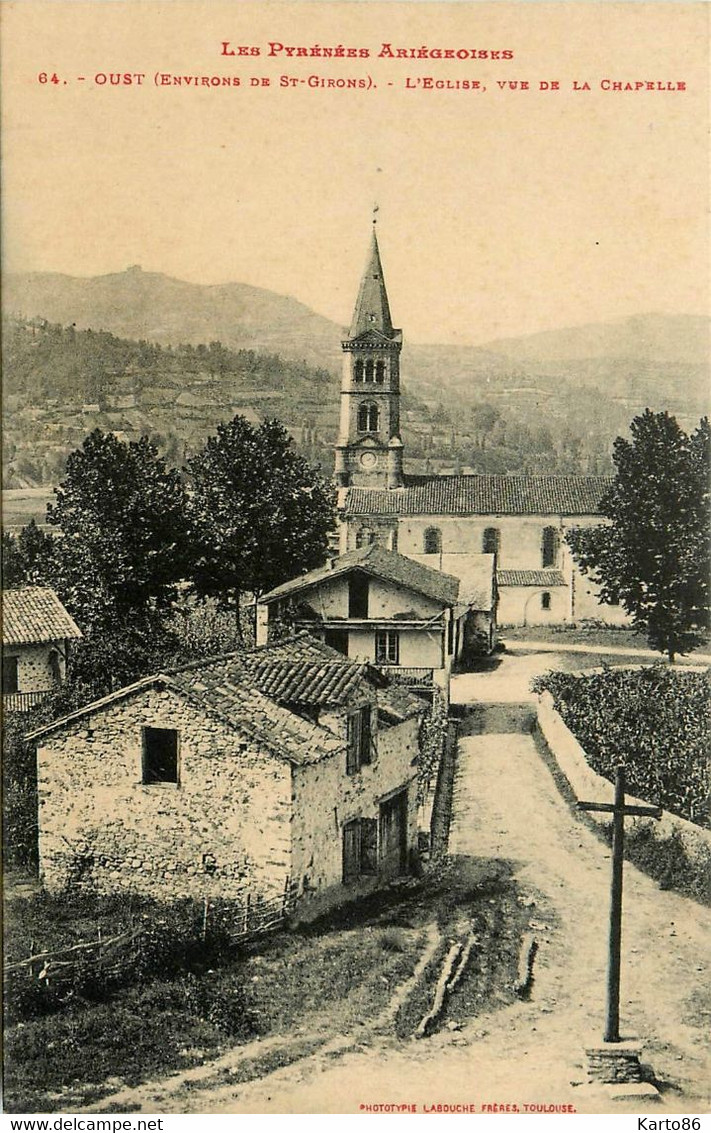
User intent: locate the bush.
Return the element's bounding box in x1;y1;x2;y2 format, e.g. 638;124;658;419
625;825;711;905
533;665;710;827
4;893;253;1026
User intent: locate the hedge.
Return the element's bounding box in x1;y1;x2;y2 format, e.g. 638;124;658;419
532;666;709;828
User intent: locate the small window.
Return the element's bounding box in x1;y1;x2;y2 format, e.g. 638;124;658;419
483;527;500;555
364;359;375;382
423;527;442;554
542;526;560;568
324;628;349;656
346;706;373;775
375;360;385;384
354;359;364;383
541;592;551;611
355;528;379;549
375;631;399;665
357;403;379;432
2;655;18;694
142;726;179;784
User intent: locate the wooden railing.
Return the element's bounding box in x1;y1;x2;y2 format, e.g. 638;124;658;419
374;666;436;688
3;690;50;715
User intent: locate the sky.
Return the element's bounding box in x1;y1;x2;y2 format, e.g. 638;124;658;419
1;1;708;345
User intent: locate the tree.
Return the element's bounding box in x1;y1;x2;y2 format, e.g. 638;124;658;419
187;416;335;625
47;429;191;630
1;520;57;589
567;411;710;661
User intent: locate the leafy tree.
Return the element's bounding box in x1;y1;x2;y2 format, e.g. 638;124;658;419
567;411;710;661
47;429;191;630
187;416;335;626
1;520;57;589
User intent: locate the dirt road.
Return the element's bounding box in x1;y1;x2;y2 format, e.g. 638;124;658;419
95;654;710;1114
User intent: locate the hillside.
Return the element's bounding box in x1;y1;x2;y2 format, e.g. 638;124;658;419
2;268;708;494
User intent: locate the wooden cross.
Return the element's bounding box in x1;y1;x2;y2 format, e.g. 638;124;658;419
577;766;661;1042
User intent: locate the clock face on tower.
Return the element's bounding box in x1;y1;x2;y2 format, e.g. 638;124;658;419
359;451;378;470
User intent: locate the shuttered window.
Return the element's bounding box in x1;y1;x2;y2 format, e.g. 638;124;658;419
342;816;378;882
346;706;374;774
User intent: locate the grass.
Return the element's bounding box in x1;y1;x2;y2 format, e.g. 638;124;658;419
4;858;529;1113
502;624;711;656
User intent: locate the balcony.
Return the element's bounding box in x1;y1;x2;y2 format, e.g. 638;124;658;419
3;690;51;715
373;666;435;689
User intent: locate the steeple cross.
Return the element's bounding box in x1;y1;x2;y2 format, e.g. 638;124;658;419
577;766;661;1042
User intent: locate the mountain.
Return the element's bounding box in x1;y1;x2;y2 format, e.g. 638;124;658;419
478;314;710;367
3;267;344;372
5;270;708;412
3;268;708;493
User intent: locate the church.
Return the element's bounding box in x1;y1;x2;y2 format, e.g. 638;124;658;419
334;229;627;628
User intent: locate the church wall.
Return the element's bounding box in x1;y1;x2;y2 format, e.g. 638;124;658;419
572;575;629;624
498;585;569;627
395;515;569;571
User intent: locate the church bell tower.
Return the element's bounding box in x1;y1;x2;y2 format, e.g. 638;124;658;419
334;227;404;489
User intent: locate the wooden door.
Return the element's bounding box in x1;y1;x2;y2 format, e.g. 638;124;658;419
379;790;408;877
342;820;361;883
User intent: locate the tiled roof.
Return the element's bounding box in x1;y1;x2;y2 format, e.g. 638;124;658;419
259;545;460;607
3;587;82;646
344;475;612;517
377;682;427;722
497;569;567;587
28;665;344;766
27;633;375;762
246;658;366;705
168;663;343;765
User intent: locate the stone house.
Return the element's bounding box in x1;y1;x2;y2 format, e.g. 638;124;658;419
2;587;82;714
256;545;496;702
29;635;426;909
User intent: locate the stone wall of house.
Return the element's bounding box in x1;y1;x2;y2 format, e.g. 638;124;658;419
37;686;292;899
291;705;420;901
8;642;65;693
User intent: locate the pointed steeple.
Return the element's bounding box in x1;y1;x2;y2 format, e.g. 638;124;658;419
349;228;394;338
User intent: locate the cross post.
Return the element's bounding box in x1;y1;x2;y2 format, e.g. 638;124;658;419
577;765;661;1042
